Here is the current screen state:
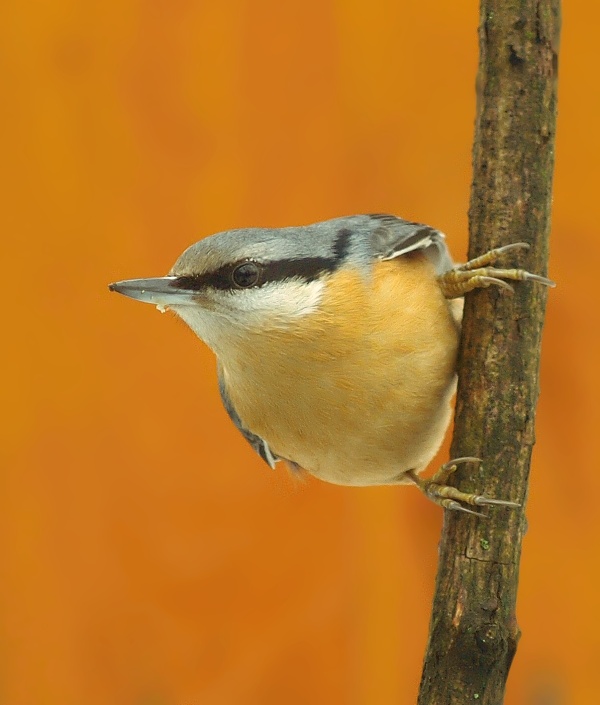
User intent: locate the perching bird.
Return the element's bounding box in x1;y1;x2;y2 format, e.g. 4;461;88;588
109;214;553;515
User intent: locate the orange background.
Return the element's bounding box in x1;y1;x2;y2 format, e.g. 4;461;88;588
1;1;598;704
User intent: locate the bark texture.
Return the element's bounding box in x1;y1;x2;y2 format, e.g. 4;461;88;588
417;1;560;703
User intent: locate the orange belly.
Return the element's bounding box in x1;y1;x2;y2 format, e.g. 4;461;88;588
220;256;461;486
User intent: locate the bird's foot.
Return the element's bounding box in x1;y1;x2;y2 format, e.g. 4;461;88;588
408;457;520;517
438;242;556;299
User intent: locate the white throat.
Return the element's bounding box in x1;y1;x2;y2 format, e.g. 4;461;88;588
170;279;325;355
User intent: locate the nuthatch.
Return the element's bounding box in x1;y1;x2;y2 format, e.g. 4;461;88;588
109;214;554;515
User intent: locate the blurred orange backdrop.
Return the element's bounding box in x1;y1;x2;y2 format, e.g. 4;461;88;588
1;1;597;704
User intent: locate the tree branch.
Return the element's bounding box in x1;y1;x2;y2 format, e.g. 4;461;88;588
417;1;560;702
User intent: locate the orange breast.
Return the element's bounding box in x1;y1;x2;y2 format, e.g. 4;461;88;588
220;256;461;485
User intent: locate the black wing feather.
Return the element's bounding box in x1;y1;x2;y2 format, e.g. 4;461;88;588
368;213;454;274
218;372;279;469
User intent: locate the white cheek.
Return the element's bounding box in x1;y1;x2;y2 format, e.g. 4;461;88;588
171;305;228;352
171;279;325;352
233;279;325;323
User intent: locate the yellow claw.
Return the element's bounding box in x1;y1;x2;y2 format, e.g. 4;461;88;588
408;457;520;515
438;243;555;299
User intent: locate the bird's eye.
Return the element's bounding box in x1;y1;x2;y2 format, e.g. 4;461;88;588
232;261;261;288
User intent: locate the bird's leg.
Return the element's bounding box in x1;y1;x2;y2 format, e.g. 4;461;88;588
407;457;520;517
454;242;530;271
438;242;556;299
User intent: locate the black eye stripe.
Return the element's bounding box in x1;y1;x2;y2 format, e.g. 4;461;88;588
172;227;353;292
173;266;239;291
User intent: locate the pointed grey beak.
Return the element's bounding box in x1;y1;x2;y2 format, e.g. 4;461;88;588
108;277;197;307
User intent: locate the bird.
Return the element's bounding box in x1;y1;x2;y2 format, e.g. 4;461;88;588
109;214;554;516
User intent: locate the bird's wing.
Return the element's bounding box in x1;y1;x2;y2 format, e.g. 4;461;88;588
218;372;279;469
368;213;454;275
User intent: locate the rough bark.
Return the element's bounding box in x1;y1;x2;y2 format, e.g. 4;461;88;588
417;1;560;703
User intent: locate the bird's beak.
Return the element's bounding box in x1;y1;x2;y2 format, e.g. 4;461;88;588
108;277;197;308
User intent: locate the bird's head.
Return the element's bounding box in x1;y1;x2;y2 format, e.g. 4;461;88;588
109;217;370;354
